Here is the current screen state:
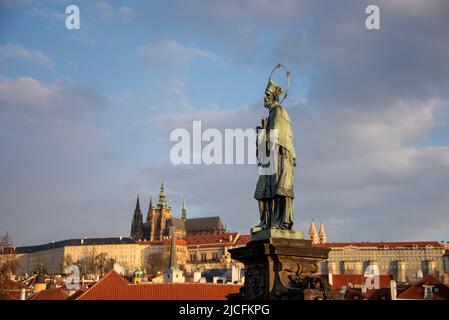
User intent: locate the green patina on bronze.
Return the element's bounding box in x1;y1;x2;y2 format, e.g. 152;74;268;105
252;66;297;234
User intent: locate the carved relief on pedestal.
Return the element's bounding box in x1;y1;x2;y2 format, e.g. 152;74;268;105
241;263;267;299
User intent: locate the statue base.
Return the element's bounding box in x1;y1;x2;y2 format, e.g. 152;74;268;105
228;237;342;300
251;228;304;241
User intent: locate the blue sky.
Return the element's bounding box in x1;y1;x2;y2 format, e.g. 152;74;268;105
1;0;449;246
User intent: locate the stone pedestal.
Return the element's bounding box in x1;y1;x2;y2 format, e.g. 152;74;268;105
228;235;334;300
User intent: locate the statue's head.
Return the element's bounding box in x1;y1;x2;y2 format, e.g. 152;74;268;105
264;79;284;109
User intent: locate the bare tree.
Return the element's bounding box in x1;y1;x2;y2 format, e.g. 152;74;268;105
61;254;75;273
0;232;19;280
145;251;169;275
94;252;115;277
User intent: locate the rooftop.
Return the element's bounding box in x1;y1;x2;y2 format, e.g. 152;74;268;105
397;275;449;300
315;241;445;249
329;274;393;289
77;271;242;300
15;237;135;253
29;287;70;300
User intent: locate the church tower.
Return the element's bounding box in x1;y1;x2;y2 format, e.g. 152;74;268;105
181;194;187;223
147;182;173;240
318;221;327;244
308;220;319;244
130;194;144;240
164;227;185;283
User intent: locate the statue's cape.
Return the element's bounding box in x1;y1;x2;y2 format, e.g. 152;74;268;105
267;105;296;160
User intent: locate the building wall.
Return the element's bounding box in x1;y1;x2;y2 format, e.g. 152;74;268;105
185;246;245;273
16;243;142;275
64;243;142;274
141;243;187;271
17;247;65;275
319;246;446;283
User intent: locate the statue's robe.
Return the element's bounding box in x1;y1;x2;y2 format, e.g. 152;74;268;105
254;104;296;228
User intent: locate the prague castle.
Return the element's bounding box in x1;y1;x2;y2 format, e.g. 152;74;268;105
130;182;226;241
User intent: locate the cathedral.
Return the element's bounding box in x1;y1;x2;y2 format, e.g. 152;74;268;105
130;182;226;241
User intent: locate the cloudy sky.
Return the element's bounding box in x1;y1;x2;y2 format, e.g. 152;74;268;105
0;0;448;246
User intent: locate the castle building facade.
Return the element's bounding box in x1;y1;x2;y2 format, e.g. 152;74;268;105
317;241;447;284
130;182;226;241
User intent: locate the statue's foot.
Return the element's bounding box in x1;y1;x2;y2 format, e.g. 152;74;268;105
251;224;269;234
279;223;293;230
250;226;263;234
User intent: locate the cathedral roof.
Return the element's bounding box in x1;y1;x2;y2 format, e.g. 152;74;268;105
185;216;225;234
168;218;186;230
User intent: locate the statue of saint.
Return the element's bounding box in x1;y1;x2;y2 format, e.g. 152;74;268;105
252;66;296;233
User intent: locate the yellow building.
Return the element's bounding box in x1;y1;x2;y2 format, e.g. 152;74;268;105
316;241;447;284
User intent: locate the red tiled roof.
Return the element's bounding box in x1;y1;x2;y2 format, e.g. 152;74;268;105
330;274;392;289
138;239;187;246
344;287;391;300
398;275;449;300
77;271;241;300
236;235;251;245
66;288;88;300
29;287;70;300
315;241;445;249
185;233;240;246
0;279;26;300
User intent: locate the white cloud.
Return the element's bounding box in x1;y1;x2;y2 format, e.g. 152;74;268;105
0;77;60;110
0;44;54;69
0;76;108;150
138;40;216;70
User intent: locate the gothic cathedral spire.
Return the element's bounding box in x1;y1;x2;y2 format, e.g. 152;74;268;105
135;193;141;213
130;194;144;240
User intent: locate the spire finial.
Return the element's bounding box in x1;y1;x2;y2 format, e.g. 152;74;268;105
182;194;187;221
135;194;141;213
149;196;153;210
159;181;166;208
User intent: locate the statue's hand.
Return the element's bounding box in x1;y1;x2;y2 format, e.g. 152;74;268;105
261;116;267;129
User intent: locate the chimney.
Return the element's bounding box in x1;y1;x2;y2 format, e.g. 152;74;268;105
229;234;233;242
390;279;397;300
19;288;26;300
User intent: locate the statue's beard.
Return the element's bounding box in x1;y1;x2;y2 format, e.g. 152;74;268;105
264;100;278;109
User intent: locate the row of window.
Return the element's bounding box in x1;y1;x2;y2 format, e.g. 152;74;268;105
189;253;219;261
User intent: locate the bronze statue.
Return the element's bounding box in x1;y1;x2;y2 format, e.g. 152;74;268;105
252;64;296;233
